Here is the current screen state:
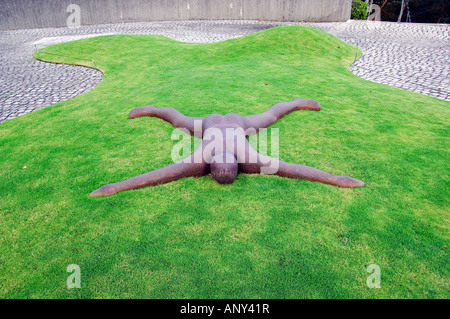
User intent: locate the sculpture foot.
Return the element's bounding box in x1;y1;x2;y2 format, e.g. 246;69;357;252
336;176;365;188
129;105;156;119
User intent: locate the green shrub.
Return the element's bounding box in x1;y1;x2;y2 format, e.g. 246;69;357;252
351;0;369;20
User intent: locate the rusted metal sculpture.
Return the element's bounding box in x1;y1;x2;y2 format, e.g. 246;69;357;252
90;99;364;197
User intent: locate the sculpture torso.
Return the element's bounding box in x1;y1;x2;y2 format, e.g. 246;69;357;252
202;113;246;134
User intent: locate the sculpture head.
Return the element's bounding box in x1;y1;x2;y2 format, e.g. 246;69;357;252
210;152;238;184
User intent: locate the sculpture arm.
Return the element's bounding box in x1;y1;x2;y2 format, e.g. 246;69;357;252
243;99;320;132
129;105;203;137
238;141;364;188
90;161;208;197
275;161;364;188
90;143;209;197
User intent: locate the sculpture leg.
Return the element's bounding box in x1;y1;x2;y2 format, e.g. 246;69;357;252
243;99;321;132
128;105;156;119
129;105;203;136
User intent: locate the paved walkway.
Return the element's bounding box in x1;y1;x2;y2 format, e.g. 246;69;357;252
0;20;449;124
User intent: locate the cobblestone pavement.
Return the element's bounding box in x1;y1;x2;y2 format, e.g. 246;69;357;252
0;20;449;124
325;21;450;101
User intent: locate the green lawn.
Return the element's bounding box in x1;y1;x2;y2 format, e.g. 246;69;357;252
0;26;448;298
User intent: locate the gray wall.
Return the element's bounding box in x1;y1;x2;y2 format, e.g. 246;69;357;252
0;0;352;30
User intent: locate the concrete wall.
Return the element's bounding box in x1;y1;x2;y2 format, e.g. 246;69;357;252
0;0;352;30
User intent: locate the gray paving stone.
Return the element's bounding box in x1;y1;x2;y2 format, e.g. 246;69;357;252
0;20;449;124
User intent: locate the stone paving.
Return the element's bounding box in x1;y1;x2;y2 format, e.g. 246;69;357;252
0;20;449;124
328;21;450;100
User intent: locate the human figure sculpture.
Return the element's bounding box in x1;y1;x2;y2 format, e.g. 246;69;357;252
90;98;364;197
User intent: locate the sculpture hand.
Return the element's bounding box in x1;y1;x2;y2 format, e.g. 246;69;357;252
90;184;119;197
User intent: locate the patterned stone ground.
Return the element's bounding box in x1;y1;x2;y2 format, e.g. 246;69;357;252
328;21;450;101
0;20;448;124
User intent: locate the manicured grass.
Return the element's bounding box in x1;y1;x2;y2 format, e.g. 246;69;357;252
0;26;448;298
